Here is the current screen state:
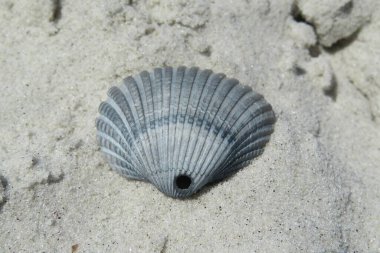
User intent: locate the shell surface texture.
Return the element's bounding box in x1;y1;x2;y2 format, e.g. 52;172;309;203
96;66;275;198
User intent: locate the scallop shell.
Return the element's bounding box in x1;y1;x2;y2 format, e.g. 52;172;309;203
96;66;275;198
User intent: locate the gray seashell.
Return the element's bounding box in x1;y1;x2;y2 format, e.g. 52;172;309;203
96;66;275;198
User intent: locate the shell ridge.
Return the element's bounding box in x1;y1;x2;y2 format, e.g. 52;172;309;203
150;68;165;188
159;68;167;178
138;71;160;173
113;84;153;178
97;132;130;162
186;73;226;179
104;92;141;149
123;77;147;133
218;90;258;141
234;114;275;151
198;91;268;179
192;78;238;181
162;68;172;167
152;67;174;194
190;76;232;180
135;75;165;188
216;97;273;148
140;70;167;191
174;67;198;172
191;83;249;189
133;74;160;179
162;67;173;194
96;117;133;151
167;67;177;167
98;102;147;173
140;69;166;192
221;136;270;173
121;78;153;174
228;148;265;169
177;67;200;179
166;67;175;195
195;85;253;181
171;68;189;176
232;136;271;161
99;101;137;139
236;108;275;141
107;87;139;137
96;117;144;171
168;67;185;170
101;150;143;179
168;67;185;194
100;147;134;172
215;107;275;175
212;83;248;135
217;114;275;175
181;69;213;174
223;124;274;166
211;148;264;182
98;138;130;168
110;164;143;179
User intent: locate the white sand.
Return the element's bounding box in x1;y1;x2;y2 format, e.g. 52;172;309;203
0;0;379;252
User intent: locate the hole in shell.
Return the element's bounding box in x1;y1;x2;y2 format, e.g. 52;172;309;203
175;175;192;190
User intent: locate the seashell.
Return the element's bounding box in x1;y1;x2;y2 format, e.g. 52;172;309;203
96;66;275;198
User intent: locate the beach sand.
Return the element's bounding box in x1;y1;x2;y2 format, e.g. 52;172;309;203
0;0;379;252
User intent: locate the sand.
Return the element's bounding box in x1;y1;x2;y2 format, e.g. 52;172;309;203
0;0;379;252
